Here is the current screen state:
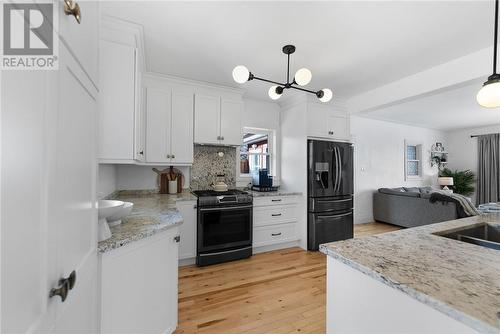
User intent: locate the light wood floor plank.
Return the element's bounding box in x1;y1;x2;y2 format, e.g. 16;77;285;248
174;222;400;333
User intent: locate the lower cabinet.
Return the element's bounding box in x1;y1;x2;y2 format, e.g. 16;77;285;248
176;200;197;262
253;196;299;251
99;227;179;334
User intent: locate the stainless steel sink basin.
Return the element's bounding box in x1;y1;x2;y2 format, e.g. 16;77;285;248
436;223;500;251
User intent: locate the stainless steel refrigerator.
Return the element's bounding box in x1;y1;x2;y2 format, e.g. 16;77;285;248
307;139;354;250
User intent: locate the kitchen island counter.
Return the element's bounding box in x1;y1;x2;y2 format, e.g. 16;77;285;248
320;216;500;334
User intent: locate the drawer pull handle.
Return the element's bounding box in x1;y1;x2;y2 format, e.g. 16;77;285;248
271;213;282;217
271;199;282;202
271;232;282;236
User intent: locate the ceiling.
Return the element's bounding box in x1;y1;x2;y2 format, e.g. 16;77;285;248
102;1;494;101
358;80;500;131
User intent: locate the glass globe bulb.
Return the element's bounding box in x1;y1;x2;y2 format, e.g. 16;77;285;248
477;81;500;108
268;85;282;100
232;65;250;84
319;88;333;103
294;68;312;86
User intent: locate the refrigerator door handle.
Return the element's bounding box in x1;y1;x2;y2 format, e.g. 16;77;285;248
335;147;341;192
317;198;352;203
317;212;352;219
333;147;338;192
338;146;343;192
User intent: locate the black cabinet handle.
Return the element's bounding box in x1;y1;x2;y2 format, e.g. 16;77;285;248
271;232;282;236
139;150;144;155
174;235;180;243
271;213;282;217
271;199;282;202
49;270;76;302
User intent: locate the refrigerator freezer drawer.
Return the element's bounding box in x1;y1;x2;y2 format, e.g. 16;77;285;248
307;211;353;251
309;197;353;213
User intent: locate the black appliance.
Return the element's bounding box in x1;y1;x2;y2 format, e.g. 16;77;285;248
307;139;354;250
193;189;253;266
252;169;273;187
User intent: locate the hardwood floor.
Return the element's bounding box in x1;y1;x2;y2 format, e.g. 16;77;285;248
174;222;401;334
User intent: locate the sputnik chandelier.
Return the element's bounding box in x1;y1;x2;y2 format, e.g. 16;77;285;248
232;45;333;102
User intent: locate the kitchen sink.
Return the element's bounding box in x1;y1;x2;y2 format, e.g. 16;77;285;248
435;223;500;251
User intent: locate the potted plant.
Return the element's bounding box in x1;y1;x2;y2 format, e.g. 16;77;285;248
439;168;475;196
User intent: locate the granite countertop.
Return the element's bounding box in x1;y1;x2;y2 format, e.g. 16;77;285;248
98;190;196;253
246;190;302;197
320;217;500;334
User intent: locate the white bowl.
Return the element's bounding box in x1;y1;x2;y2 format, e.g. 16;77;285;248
107;202;134;226
98;200;124;219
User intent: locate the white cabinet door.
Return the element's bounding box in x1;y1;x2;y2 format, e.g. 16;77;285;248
100;228;179;334
99;40;136;161
194;94;220;145
220;99;243;146
176;201;197;260
170;90;194;164
146;88;171;163
327;115;349;141
307;103;328;137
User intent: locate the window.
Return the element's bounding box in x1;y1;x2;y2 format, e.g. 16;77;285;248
405;141;422;180
239;128;276;177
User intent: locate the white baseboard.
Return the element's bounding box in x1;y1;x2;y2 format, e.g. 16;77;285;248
253;240;300;254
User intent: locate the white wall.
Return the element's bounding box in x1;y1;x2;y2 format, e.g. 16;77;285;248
446;124;500;204
351;116;447;224
97;164;117;199
116;165;190;190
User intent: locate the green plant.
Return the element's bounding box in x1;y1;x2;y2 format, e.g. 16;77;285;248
439;168;475;196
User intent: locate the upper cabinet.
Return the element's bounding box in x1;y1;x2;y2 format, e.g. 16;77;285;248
306;102;350;141
98;17;145;163
194;93;243;146
144;82;194;165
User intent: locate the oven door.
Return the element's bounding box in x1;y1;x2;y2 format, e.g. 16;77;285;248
198;205;253;253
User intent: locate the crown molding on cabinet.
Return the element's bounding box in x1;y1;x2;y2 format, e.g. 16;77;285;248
101;14;146;73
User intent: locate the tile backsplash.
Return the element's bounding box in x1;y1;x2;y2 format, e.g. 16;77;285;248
190;145;237;190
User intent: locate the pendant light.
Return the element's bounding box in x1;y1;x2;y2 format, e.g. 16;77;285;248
232;45;333;102
477;0;500;108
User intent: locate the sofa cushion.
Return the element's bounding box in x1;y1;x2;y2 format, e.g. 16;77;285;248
404;187;421;193
420;192;432;199
378;188;420;197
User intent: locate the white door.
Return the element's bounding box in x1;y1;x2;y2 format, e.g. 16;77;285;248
51;43;99;334
99;40;136;161
176;201;197;260
194;94;220;145
170;90;194;164
146;88;171;163
1;1;99;333
220;99;243;146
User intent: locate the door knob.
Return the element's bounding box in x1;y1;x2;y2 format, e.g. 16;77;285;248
65;270;77;290
63;0;81;24
50;280;69;302
139;150;144;155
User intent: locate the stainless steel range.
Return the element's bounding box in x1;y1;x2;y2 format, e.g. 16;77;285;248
193;189;253;266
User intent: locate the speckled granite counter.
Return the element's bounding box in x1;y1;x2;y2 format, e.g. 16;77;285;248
320;217;500;334
246;190;302;197
98;191;196;253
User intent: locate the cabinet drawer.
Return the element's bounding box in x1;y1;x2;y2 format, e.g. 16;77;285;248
253;205;297;227
253;223;297;247
253;196;298;207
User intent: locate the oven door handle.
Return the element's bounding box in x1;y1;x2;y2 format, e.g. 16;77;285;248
198;205;253;212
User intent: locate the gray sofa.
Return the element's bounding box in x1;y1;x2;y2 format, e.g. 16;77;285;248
373;187;457;228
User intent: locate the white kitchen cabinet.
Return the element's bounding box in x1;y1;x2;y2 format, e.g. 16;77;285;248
194;95;243;146
176;201;197;261
99;40;140;162
98;17;146;164
100;227;180;334
253;196;299;251
194;94;220;145
145;87;194;165
307;102;350;141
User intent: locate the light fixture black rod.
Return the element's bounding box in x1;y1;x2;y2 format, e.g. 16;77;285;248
470;132;500;138
289;85;319;95
287;54;290;84
252;75;285;87
494;0;499;74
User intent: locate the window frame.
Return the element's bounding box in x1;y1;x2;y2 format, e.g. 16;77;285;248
404;140;423;181
237;127;277;183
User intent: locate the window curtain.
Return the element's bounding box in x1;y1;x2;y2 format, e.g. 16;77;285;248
477;133;500;205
